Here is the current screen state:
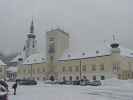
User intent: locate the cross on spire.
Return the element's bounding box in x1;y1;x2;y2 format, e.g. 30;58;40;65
30;19;34;33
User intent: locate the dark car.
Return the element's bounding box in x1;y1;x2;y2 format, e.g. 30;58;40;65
65;81;73;85
19;79;37;85
56;81;66;85
0;80;8;90
88;80;102;86
72;80;80;85
0;85;8;100
80;80;90;86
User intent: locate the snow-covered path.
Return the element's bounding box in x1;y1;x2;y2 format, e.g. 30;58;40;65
9;79;133;100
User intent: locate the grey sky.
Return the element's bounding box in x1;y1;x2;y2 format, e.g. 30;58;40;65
0;0;132;54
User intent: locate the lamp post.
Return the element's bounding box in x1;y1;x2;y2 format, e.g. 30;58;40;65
31;64;32;79
79;59;82;80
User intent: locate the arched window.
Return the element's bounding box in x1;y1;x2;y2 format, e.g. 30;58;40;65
93;76;96;80
63;76;66;81
37;77;40;80
69;76;72;81
49;76;55;81
76;76;79;80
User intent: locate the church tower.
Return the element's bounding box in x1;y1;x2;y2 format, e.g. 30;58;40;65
46;28;69;80
110;34;120;54
24;20;37;58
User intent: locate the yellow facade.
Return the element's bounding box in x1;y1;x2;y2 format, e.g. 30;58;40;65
0;65;7;79
16;29;133;81
17;63;48;80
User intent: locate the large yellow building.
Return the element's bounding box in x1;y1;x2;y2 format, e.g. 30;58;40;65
0;60;7;79
15;21;133;81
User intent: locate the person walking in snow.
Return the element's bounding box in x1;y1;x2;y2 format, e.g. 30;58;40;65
12;81;18;95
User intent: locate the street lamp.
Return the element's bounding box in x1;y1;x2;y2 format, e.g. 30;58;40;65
79;59;82;80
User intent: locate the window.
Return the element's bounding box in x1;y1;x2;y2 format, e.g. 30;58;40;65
118;74;121;79
113;63;120;72
32;69;35;74
32;41;35;48
82;65;86;71
101;76;105;80
23;69;26;74
37;77;40;80
92;65;96;71
93;76;96;80
0;68;2;72
48;43;55;53
62;66;66;72
63;76;66;81
69;76;72;81
28;69;31;73
76;76;79;80
43;68;45;72
50;56;54;61
37;68;40;73
75;66;79;72
100;64;104;71
49;37;55;41
69;66;72;72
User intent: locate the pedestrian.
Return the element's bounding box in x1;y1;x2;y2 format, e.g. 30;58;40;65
12;81;18;95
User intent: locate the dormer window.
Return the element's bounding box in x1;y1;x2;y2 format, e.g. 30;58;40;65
68;54;71;58
42;58;45;60
82;52;85;56
96;50;99;54
130;53;133;55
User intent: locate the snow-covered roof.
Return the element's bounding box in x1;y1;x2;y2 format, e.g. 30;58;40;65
23;53;46;65
11;51;25;63
0;60;6;66
58;44;133;61
6;67;18;73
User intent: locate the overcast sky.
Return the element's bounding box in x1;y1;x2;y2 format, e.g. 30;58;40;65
0;0;132;54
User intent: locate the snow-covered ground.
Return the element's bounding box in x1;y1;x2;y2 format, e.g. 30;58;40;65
8;79;133;100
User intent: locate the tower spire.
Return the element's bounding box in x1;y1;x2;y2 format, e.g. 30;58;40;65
113;34;115;42
30;19;34;33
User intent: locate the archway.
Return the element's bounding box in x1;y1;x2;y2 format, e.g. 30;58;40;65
49;75;55;81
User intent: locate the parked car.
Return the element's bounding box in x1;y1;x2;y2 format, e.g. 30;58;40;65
0;84;8;100
80;80;90;86
88;80;102;86
18;79;37;85
0;80;8;90
56;81;66;85
44;80;58;84
65;81;73;85
72;80;80;85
